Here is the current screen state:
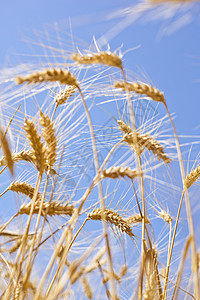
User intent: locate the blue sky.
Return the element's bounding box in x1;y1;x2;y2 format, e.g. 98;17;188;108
0;0;200;136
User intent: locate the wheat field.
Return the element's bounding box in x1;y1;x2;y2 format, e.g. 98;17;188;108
0;8;199;299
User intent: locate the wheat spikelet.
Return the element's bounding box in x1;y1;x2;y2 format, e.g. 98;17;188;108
82;277;93;299
39;111;57;168
54;86;76;106
184;166;200;190
24;118;46;172
13;150;35;164
88;208;134;237
71;51;122;68
102;166;140;180
16;68;78;86
118;120;171;164
125;214;150;224
8;181;41;200
19;201;74;217
0;150;34;168
158;209;172;224
0;126;14;175
114;81;165;103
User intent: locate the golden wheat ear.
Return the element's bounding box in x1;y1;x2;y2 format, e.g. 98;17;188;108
71;51;122;68
118;119;171;164
102;166;141;180
16;68;78;86
114;81;165;103
39;111;57;169
0;126;14;176
24;118;46;173
88;208;134;238
54;86;76;106
184;166;200;190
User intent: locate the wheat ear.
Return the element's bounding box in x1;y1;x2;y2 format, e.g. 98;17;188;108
125;214;150;224
102;166;141;180
39;111;57;168
16;68;78;86
88;208;134;238
118;119;171;164
24;118;46;173
54;86;76;106
114;81;165;103
82;277;93;299
184;166;200;190
71;51;122;68
0;126;14;176
19;201;74;217
8;181;41;200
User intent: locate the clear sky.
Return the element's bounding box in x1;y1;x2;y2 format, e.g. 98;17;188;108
0;0;200;135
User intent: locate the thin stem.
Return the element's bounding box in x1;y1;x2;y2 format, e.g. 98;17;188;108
77;85;116;299
163;192;185;299
120;66;146;300
46;217;89;296
164;102;199;299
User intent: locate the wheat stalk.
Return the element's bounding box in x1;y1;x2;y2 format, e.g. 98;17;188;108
88;208;134;237
71;51;122;68
24;118;46;173
16;68;78;86
39;111;57;168
118;119;171;163
114;81;165;103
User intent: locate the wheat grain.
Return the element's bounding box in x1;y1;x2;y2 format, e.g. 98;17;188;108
71;51;122;68
114;81;165;103
16;68;78;86
118;119;171;163
19;201;74;217
39;111;57;168
0;126;14;176
54;86;76;106
24;118;46;172
102;166;141;180
184;166;200;190
88;208;134;237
